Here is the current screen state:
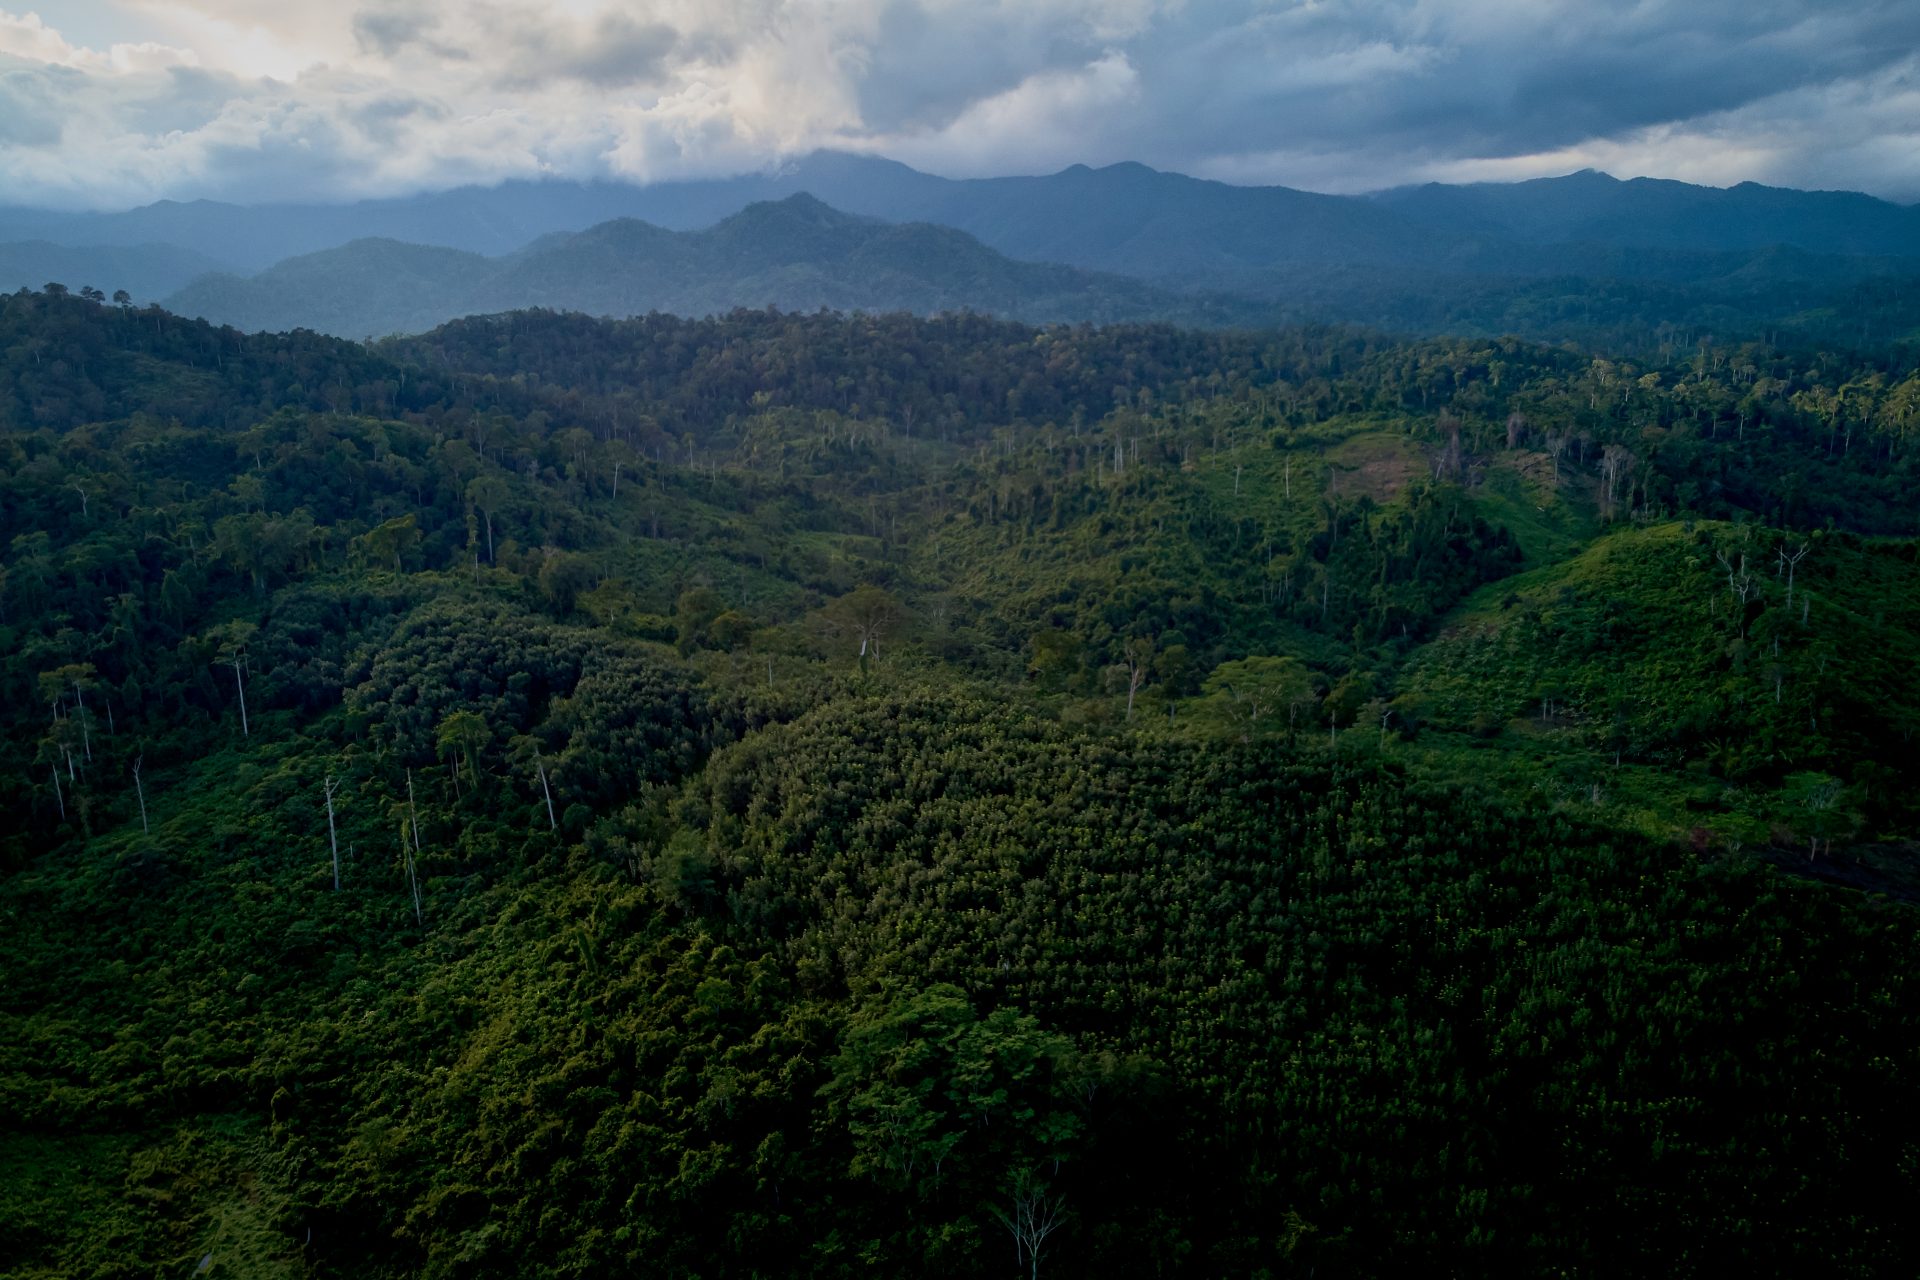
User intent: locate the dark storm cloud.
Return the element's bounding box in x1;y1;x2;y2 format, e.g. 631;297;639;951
346;94;449;148
852;0;1109;134
0;61;73;146
493;12;682;90
1052;0;1920;186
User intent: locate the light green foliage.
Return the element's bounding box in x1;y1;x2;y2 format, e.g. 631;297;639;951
1196;655;1322;741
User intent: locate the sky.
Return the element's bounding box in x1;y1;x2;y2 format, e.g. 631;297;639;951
3;0;1919;209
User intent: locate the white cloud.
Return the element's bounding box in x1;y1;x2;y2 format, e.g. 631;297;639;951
876;50;1141;174
3;0;1919;208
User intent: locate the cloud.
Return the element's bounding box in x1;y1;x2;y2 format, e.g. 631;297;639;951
874;50;1141;173
351;2;467;61
3;0;1919;208
498;12;682;88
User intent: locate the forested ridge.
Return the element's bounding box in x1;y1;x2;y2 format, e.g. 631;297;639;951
4;286;1919;1277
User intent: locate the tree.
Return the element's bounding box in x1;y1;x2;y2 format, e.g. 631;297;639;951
1779;541;1811;609
1028;630;1082;689
211;622;257;738
1323;672;1374;748
1120;636;1153;722
1600;444;1636;520
403;770;425;924
510;735;559;831
132;755;149;835
994;1168;1069;1280
707;609;756;652
673;586;727;653
466;475;508;563
818;585;906;670
324;774;343;890
823;984;1086;1199
436;710;489;795
352;514;421;574
1198;656;1320;743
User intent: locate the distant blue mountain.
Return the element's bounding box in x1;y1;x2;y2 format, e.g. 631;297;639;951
13;154;1918;348
1370;169;1920;256
0;239;231;303
161;194;1268;339
12;153;1919;285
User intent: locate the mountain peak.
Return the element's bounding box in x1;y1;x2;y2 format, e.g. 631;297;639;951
722;192;871;231
1549;169;1620;186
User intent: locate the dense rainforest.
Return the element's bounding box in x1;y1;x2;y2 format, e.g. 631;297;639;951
3;287;1919;1277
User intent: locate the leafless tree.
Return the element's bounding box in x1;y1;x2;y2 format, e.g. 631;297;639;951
1778;542;1810;609
132;755;149;835
214;623;255;738
1122;637;1153;722
1717;549;1758;610
404;770;425;926
535;751;557;831
1600;444;1636;520
992;1169;1068;1280
324;774;342;890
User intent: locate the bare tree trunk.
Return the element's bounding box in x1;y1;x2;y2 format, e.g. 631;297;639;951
405;771;424;926
324;774;342;890
536;755;557;831
407;770;423;853
1782;543;1810;608
50;763;64;822
133;755;149;835
231;661;249;738
402;826;423;926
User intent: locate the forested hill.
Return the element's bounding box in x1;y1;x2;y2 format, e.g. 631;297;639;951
4;288;1920;1277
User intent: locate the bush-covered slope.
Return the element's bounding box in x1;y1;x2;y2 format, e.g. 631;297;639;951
1400;523;1920;843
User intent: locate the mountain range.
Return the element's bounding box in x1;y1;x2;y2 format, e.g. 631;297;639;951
159;195;1263;338
7;152;1920;345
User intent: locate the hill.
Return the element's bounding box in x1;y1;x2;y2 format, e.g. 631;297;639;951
164;240;498;337
1373;169;1920;256
161;195;1267;338
0;239;232;303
